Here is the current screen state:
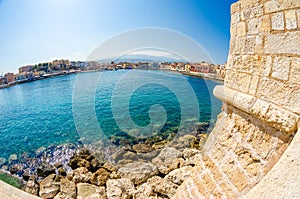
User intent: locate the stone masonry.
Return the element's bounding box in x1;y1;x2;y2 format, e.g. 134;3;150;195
173;0;300;198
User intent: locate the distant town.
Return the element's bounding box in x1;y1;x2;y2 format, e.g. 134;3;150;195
0;59;225;89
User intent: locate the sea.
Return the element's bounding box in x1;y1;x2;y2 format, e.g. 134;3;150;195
0;70;222;160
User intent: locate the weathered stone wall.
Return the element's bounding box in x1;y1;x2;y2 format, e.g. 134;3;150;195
173;0;300;198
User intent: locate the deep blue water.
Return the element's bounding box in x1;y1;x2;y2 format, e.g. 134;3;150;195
0;70;222;159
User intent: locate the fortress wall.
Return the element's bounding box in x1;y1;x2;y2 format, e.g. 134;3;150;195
173;0;300;198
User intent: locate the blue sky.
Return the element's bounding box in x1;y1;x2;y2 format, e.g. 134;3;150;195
0;0;237;74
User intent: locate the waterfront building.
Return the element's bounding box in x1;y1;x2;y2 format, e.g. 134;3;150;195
19;65;33;73
52;59;70;70
0;76;5;85
4;72;15;83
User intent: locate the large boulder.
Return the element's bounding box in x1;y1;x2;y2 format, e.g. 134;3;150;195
24;175;39;196
164;166;194;185
106;178;136;199
59;178;76;199
77;183;106;199
39;174;60;198
147;176;178;198
133;182;154;199
71;167;92;183
90;168;111;186
152;147;183;174
118;162;158;185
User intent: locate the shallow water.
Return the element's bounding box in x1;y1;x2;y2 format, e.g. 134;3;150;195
0;70;222;160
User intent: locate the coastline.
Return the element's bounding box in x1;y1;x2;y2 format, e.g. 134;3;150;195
0;69;224;90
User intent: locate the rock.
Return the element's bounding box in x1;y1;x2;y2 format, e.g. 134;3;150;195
136;150;160;162
182;148;200;159
106;178;136;199
58;167;67;176
39;174;60;198
9;163;24;175
36;146;46;156
90;168;111;186
111;149;127;162
90;158;103;172
24;175;39;196
118;162;158;185
22;168;31;181
164;166;194;185
177;135;197;148
132;143;153;153
37;164;56;177
0;157;7;167
8;154;18;163
122;151;138;161
147;176;178;198
152;140;168;150
117;159;134;165
152;147;182;174
60;178;76;199
77;183;107;199
102;162;117;172
72;167;92;183
53;192;73;199
134;182;154;199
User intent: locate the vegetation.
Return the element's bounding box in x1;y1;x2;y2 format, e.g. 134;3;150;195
0;171;23;189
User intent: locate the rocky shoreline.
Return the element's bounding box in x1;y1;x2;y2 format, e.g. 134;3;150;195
0;124;209;199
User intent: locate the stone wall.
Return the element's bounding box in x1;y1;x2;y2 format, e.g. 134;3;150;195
173;0;300;198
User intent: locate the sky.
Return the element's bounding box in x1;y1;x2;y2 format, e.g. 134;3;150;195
0;0;237;74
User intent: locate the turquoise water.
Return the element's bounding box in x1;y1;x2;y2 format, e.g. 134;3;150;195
0;70;222;159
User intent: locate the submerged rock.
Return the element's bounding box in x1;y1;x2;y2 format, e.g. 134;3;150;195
132;143;153;153
0;157;7;167
8;154;18;164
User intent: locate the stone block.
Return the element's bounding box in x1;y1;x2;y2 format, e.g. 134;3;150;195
201;173;216;193
231;2;241;14
265;104;299;133
221;160;248;192
255;35;264;54
285;10;297;30
271;12;284;30
264;0;300;14
290;58;300;84
297;10;300;27
249;75;259;95
259;15;271;33
237;22;246;36
265;32;300;55
241;5;263;20
257;77;300;115
245;36;257;54
233;92;256;113
232;12;240;25
231;24;237;37
225;71;251;93
219;181;238;199
240;0;259;9
262;56;272;77
271;57;290;81
248;18;259;34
